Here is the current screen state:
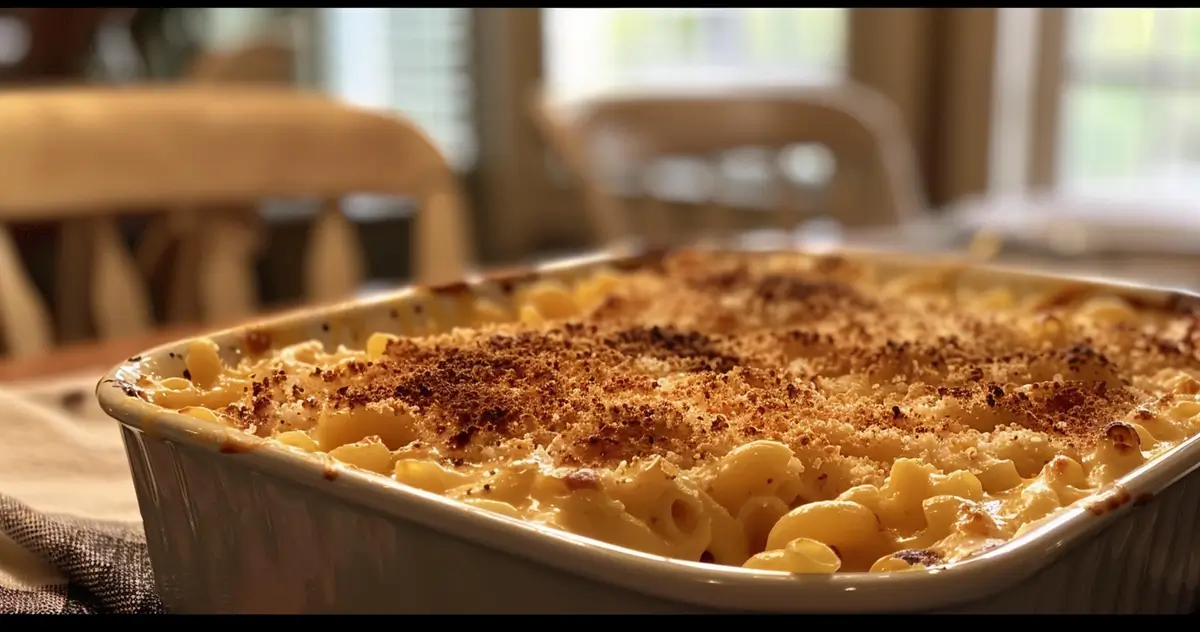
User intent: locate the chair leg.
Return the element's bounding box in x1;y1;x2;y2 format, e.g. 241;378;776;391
0;224;54;357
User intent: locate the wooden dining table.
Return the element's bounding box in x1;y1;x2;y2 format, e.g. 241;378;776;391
0;273;421;384
0;297;338;385
0;323;207;384
0;276;415;385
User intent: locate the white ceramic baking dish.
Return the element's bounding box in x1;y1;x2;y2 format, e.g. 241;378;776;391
97;247;1200;614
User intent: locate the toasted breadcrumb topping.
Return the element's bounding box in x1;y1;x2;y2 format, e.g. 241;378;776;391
217;251;1200;488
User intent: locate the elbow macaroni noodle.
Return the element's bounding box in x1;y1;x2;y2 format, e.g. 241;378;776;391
143;251;1200;575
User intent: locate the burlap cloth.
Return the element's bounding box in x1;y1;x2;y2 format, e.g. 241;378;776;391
0;381;162;613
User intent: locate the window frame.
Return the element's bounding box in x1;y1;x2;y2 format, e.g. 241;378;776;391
1028;8;1066;189
1026;8;1200;190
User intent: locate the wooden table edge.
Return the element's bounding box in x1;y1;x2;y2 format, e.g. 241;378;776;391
0;287;414;384
0;324;207;383
0;300;327;383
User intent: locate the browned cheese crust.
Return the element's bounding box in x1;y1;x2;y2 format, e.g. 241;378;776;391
218;251;1200;486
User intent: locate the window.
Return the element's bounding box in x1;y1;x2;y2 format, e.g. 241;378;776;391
543;8;847;100
205;9;475;219
1058;8;1200;194
303;9;475;220
0;15;30;67
205;8;279;51
323;8;474;170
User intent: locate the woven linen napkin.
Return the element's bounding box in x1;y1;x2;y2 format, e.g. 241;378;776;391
0;383;162;614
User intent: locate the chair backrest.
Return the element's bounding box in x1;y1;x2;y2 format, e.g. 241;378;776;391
185;41;295;85
131;41;298;332
0;85;473;358
534;82;925;248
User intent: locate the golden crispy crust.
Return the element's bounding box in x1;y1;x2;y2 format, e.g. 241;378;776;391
219;251;1200;480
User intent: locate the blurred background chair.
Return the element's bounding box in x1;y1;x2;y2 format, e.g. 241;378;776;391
0;86;473;358
534;82;925;249
132;41;296;330
184;40;293;85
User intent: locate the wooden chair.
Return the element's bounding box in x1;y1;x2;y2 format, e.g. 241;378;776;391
533;82;925;248
0;85;473;358
185;41;295;85
132;41;297;330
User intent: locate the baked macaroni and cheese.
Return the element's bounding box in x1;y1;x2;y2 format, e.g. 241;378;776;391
144;251;1200;575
